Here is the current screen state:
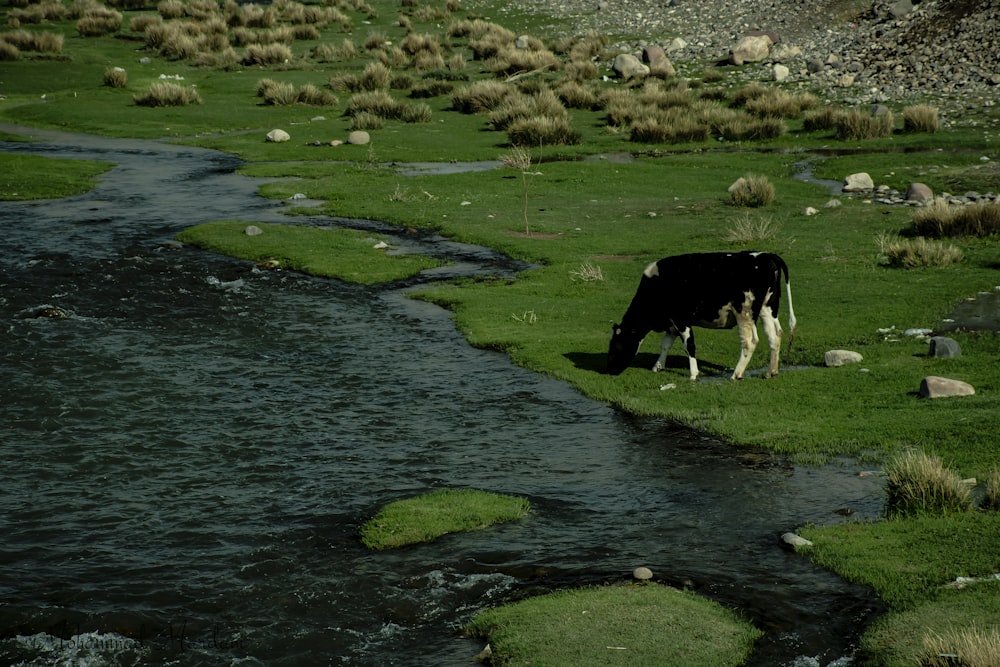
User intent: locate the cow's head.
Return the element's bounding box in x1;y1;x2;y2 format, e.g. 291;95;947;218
607;323;643;375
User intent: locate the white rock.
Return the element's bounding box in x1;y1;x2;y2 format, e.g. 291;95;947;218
781;532;813;548
825;350;863;367
632;566;653;580
803;206;818;215
773;64;790;82
244;225;263;236
266;129;290;143
843;172;874;192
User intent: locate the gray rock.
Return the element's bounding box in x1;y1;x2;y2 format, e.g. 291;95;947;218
612;53;649;79
773;64;790;81
919;376;975;399
906;182;934;202
843;172;874;192
632;566;653;580
244;225;264;236
825;349;863;367
928;336;961;358
729;34;772;65
641;44;666;65
347;130;371;145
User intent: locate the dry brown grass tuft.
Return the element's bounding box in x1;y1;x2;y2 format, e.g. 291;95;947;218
133;81;202;107
884;449;973;518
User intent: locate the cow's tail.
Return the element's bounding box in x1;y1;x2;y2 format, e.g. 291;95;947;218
779;257;796;364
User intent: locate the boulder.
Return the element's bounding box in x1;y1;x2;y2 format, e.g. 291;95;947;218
612;53;649;79
773;64;790;82
641;45;666;66
919;376;975;399
729;34;772;65
347;130;371;145
632;566;653;581
266;128;290;143
843;172;874;192
825;349;863;367
771;44;802;62
244;225;263;236
665;37;687;53
928;336;961;359
906;182;934;202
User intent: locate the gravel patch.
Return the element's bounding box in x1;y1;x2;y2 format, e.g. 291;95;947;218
472;0;1000;128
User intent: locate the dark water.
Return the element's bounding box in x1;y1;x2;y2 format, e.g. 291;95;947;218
1;125;884;666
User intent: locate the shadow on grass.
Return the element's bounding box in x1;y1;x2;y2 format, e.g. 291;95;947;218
563;351;726;376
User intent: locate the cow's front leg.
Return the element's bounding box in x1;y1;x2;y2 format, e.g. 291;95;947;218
731;315;759;380
652;331;677;372
679;327;699;380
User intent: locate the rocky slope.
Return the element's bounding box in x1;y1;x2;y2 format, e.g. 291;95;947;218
483;0;1000;125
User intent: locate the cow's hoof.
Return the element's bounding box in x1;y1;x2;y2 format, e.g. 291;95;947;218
652;364;663;373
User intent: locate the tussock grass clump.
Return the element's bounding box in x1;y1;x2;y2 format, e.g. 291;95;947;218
884;450;973;518
729;174;775;208
409;79;454;98
629;114;709;144
0;29;64;54
76;8;123;37
360;488;530;550
359;61;392;91
133;81;203;107
0;41;19;60
157;0;185;19
876;232;963;268
507;114;580;147
724;213;780;244
984;470;1000;511
346;91;427;122
744;88;819;119
450;79;513;113
556;80;597;109
803;106;845;132
902;104;939;133
128;14;162;34
717;116;786;141
102;66;128;88
908;198;1000;238
485;46;560;77
363;31;388;50
835;108;894;140
351;111;383;130
296;83;338;106
242;43;293;66
921;625;1000;667
9;2;67;24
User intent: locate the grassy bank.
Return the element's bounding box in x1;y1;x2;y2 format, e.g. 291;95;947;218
3;0;999;663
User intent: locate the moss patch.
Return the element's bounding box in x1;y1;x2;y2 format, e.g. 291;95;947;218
360;488;531;550
467;583;762;667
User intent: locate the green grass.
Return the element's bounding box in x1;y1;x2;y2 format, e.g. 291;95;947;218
0;153;114;200
359;488;531;550
466;583;762;667
796;514;1000;667
4;0;1000;663
175;221;446;284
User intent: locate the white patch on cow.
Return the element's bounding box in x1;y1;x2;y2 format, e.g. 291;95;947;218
643;261;659;278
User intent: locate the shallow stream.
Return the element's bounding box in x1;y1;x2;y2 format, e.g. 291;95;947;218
1;126;885;666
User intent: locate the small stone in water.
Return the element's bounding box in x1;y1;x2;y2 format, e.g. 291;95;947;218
632;566;653;581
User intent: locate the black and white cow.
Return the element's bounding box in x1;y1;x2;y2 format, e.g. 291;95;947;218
607;251;796;380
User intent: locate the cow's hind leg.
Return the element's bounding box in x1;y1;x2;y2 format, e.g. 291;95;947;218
652;331;677;372
731;314;759;380
760;305;783;377
679;327;699;380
